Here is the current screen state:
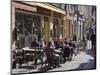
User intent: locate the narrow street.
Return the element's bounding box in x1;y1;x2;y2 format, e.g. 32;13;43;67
11;2;96;74
49;49;95;72
12;49;96;74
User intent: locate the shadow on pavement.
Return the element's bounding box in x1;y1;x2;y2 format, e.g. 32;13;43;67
68;59;96;71
36;65;61;72
85;49;95;57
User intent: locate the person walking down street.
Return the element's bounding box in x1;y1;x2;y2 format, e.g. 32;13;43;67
86;27;93;50
90;30;96;56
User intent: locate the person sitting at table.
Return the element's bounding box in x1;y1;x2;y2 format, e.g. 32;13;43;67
31;38;39;48
45;41;60;68
45;42;54;67
59;40;64;50
54;40;59;49
63;40;71;62
58;40;64;60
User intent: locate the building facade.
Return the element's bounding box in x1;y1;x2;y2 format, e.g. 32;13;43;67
12;1;96;50
12;1;66;49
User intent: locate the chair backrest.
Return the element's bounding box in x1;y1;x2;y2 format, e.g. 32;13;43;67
35;47;44;59
14;49;24;57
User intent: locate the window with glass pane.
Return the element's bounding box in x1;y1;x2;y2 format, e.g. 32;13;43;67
24;14;33;34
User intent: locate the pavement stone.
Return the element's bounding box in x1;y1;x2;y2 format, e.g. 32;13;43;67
12;49;96;74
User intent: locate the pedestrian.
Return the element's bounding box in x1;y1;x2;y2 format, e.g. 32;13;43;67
86;28;93;50
90;31;96;55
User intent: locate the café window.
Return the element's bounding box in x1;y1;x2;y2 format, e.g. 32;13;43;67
32;15;41;41
24;14;33;34
15;12;24;35
15;12;41;48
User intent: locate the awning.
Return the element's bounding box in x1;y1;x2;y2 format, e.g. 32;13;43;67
12;2;37;12
23;2;66;14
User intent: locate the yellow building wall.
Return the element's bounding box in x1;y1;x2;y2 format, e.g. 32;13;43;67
63;17;70;39
63;16;74;40
43;17;50;44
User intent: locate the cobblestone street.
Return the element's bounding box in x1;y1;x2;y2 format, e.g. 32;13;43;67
11;2;96;74
12;49;96;74
49;49;95;72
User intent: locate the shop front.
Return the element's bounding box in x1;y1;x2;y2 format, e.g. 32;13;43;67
63;12;74;40
53;12;62;40
15;11;42;48
12;1;66;49
12;1;39;49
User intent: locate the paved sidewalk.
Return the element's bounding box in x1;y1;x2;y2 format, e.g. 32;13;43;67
48;50;95;72
12;49;96;74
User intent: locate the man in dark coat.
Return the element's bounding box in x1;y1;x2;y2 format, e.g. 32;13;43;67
31;39;39;48
90;32;96;56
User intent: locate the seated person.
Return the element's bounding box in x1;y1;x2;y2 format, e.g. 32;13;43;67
31;39;39;48
45;42;60;67
54;40;59;49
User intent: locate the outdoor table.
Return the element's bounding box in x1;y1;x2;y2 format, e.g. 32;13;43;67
54;49;61;53
22;47;44;68
23;47;35;51
54;48;63;64
54;48;62;55
21;47;35;68
54;53;60;57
